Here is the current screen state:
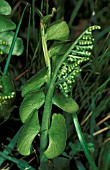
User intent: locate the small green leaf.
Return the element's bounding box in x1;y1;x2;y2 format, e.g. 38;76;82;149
17;109;40;156
0;31;24;56
0;15;16;32
0;103;14;122
21;67;47;97
52;92;79;113
49;42;70;58
1;74;15;94
0;74;15;122
0;0;11;15
49;42;70;71
45;20;69;41
44;113;67;159
49;42;64;58
20;90;45;123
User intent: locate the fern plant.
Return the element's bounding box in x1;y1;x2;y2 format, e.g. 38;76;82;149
16;7;101;170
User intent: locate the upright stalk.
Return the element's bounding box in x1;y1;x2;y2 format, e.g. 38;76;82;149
40;76;55;162
40;18;52;162
40;19;51;87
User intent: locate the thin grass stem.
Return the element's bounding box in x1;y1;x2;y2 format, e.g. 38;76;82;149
72;112;98;170
3;4;29;75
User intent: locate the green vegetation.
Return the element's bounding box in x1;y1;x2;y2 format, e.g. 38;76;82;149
0;1;110;170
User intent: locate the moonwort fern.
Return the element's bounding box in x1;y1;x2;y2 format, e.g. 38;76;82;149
40;25;101;165
49;25;101;170
41;25;101;169
17;17;101;170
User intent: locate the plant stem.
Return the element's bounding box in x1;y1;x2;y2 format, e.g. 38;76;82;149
72;112;98;170
40;44;71;161
40;73;56;162
40;19;51;87
40;17;52;162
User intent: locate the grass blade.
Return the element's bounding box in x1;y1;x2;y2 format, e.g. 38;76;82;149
72;112;98;170
68;0;83;27
3;3;29;75
0;127;22;165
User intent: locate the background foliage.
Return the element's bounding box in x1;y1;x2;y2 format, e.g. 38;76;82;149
0;0;110;169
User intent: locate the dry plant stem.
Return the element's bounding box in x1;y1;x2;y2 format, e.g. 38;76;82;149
95;114;110;127
14;70;29;81
81;111;92;126
101;137;110;145
93;126;110;136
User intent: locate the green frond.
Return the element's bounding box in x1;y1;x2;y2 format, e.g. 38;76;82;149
56;25;101;97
